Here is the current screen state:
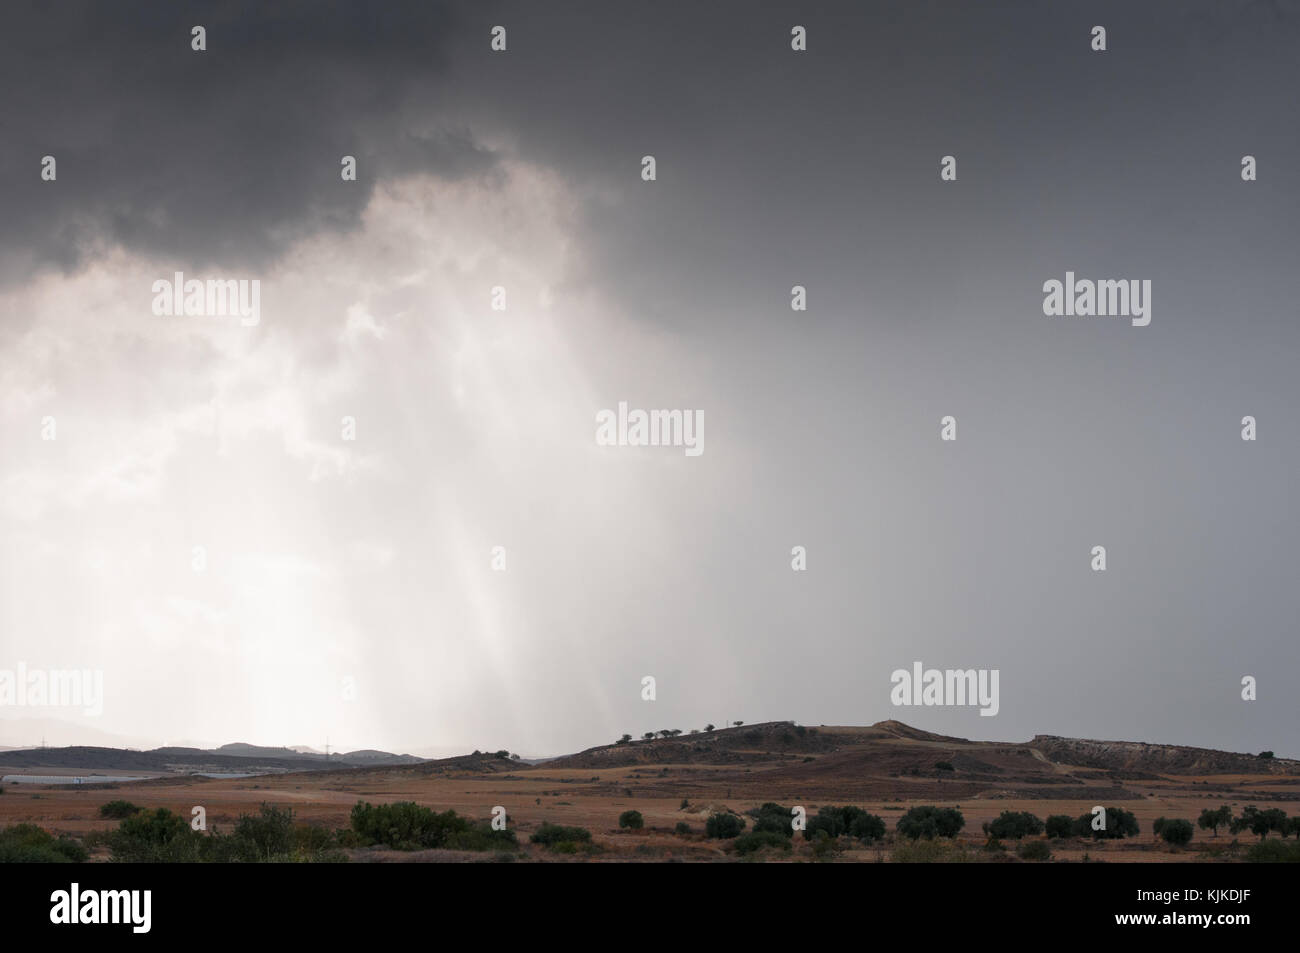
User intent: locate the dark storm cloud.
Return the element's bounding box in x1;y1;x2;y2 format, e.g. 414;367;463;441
0;0;498;283
441;0;1300;335
5;0;1295;295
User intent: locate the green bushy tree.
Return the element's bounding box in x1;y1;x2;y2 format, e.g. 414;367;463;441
705;812;745;839
0;823;88;863
108;807;203;862
530;822;592;848
1073;806;1138;840
349;801;470;850
1155;817;1194;847
1045;815;1075;839
985;811;1044;840
98;800;141;820
1198;806;1233;837
897;806;965;840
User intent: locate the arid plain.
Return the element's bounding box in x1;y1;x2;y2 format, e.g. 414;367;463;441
3;721;1296;862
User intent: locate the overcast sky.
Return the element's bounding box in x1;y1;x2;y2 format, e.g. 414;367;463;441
1;1;1297;758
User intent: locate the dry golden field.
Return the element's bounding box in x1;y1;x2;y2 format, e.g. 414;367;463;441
4;721;1296;862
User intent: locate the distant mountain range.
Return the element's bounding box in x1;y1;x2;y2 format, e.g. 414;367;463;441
0;742;423;774
4;720;1294;782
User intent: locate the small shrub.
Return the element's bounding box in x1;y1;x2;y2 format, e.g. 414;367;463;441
0;824;88;863
985;811;1044;840
705;812;745;839
293;824;337;852
801;805;866;840
107;808;202;862
1157;818;1194;847
810;828;838;859
849;812;887;843
349;801;470;850
1073;806;1139;840
1244;839;1300;862
733;831;791;855
897;806;965;840
1045;814;1074;839
530;822;592;848
228;803;295;861
446;822;518;851
98;799;140;819
1018;839;1052;861
618;810;644;830
750;803;794;838
334;827;363;849
891;839;973;863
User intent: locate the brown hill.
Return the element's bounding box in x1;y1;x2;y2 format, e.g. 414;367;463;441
1029;735;1300;776
513;720;1298;802
543;721;840;770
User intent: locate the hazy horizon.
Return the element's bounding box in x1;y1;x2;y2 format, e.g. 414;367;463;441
3;713;1294;764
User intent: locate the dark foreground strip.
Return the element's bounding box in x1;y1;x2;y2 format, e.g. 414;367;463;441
6;861;1285;939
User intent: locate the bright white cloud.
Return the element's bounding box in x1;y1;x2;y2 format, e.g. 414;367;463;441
0;160;720;753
